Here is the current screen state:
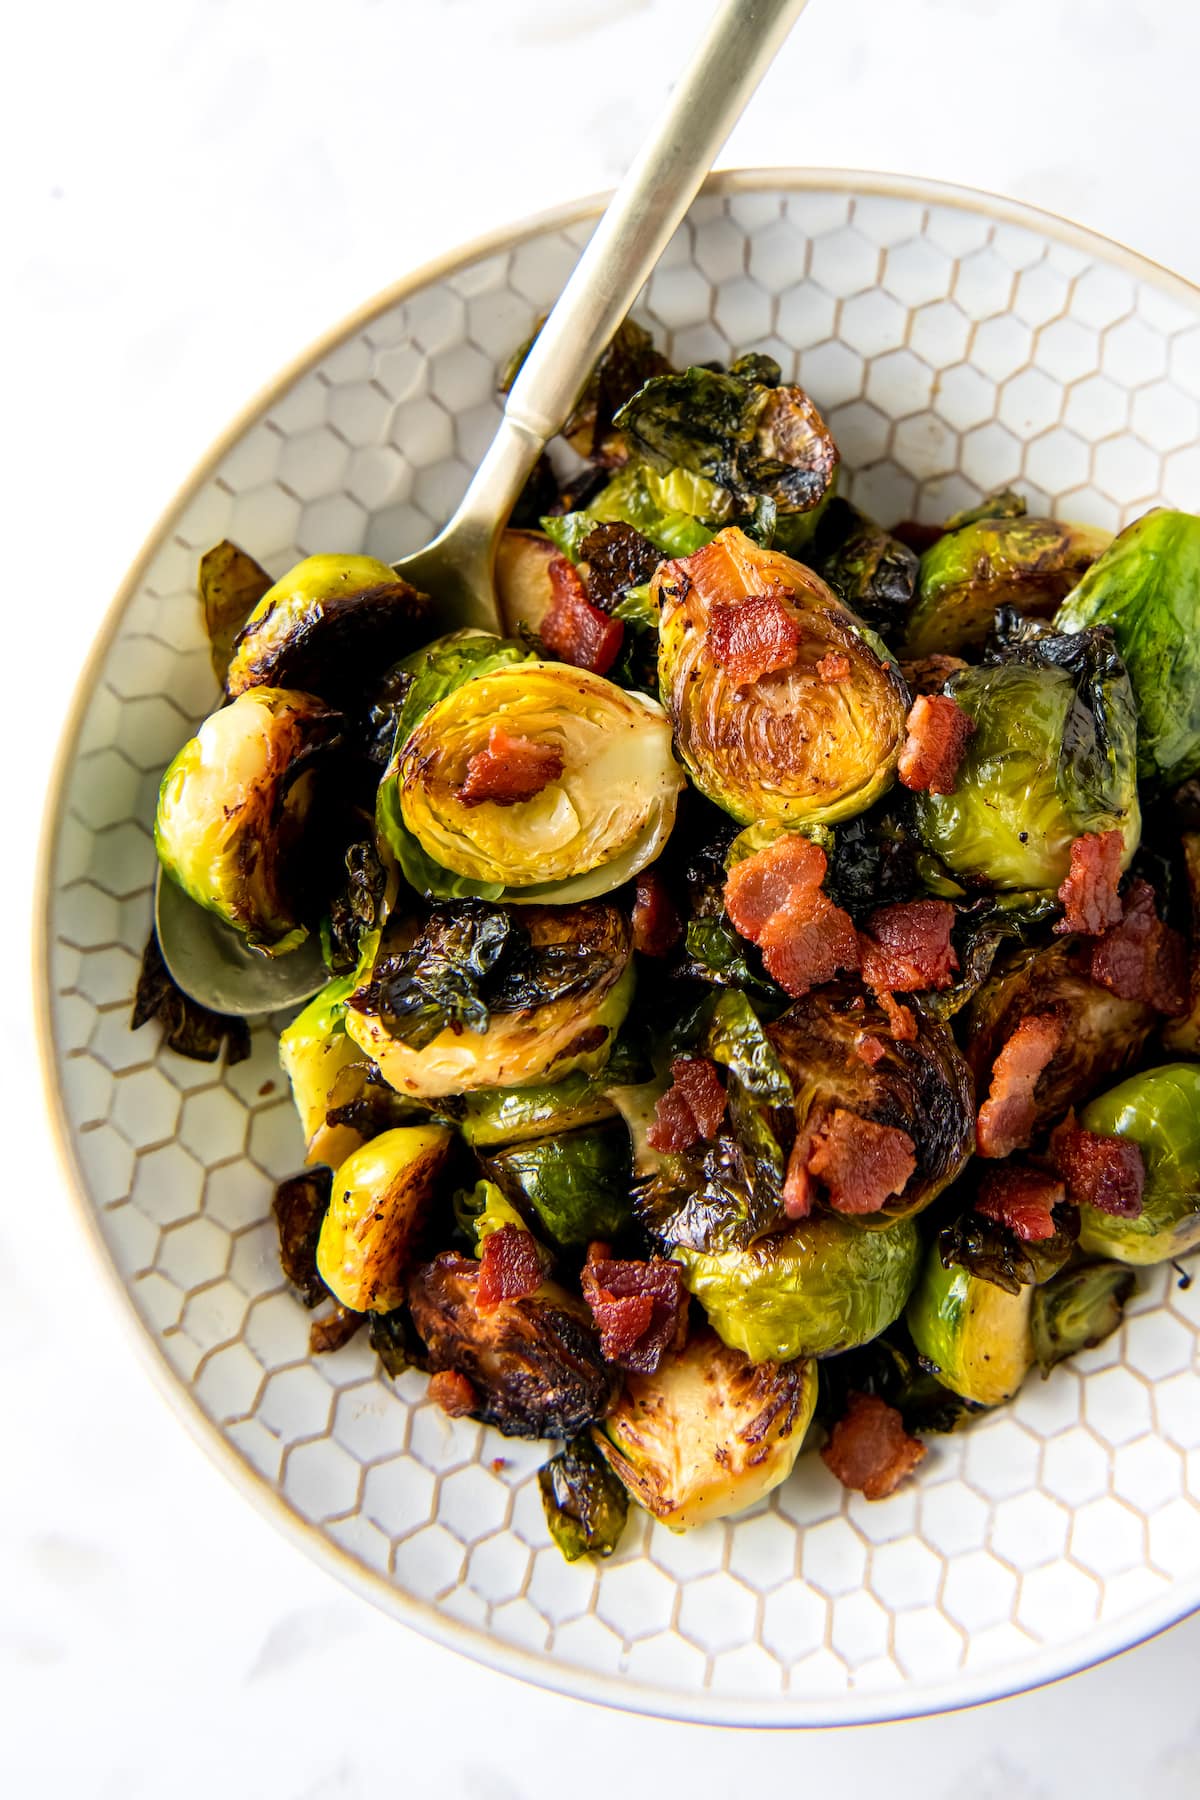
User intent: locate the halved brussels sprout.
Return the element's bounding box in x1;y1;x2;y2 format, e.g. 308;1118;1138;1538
539;1435;630;1561
451;1042;640;1150
1076;1063;1200;1264
906;1246;1034;1407
767;985;975;1223
812;499;919;643
279;976;367;1168
912;624;1140;892
674;1212;922;1363
198;539;272;684
225;553;429;701
407;1251;620;1438
154;686;339;952
495;529;559;637
965;938;1155;1135
486;1125;632;1248
345;902;634;1100
904;516;1110;657
1031;1263;1135;1375
315;1124;453;1312
1056;509;1200;784
386;660;683;900
656;527;908;828
593;1328;817;1528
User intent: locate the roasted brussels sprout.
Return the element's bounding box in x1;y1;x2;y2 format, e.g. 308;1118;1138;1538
906;1245;1035;1407
487;1125;632;1248
315;1124;453;1312
407;1251;619;1438
1056;509;1200;784
154;687;340;952
593;1328;816;1528
225;554;430;701
965;938;1155;1136
345;902;634;1100
503;315;670;468
1030;1263;1135;1375
273;1167;333;1307
905;516;1110;658
451;1031;644;1149
381;660;683;901
674;1212;922;1363
494;529;559;637
539;1435;630;1561
1075;1063;1200;1264
912;623;1140;893
767;985;975;1223
812;499;919;643
543;462;721;563
198;539;272;684
655;527;908;828
279;976;369;1168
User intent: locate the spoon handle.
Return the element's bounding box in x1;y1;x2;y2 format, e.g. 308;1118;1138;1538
449;0;809;544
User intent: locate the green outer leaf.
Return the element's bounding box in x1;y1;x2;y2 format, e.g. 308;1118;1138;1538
1077;1062;1200;1264
390;632;535;754
487;1125;633;1248
705;991;791;1104
542;462;717;562
1055;509;1200;783
538;1435;628;1561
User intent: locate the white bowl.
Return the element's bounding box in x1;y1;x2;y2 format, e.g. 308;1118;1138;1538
36;170;1200;1725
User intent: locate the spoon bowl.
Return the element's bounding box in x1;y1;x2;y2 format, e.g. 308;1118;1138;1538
154;868;327;1016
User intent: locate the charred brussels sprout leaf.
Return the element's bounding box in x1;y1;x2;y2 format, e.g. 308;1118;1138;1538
316;1125;453;1313
636;1119;786;1255
368;1308;417;1378
906;1244;1034;1407
408;1252;619;1439
198;539;272;685
706;990;792;1105
487;1125;632;1248
1076;1063;1200;1265
905;516;1110;657
593;1329;817;1528
912;623;1140;894
323;836;387;976
154;687;342;953
345;903;633;1100
273;1167;333;1308
503;316;671;467
817;1333;982;1436
938;1204;1078;1297
1055;509;1200;784
539;1435;629;1561
822;809;922;924
1031;1263;1135;1375
675;1212;921;1362
225;554;430;704
656;527;908;829
813;499;919;642
131;927;251;1064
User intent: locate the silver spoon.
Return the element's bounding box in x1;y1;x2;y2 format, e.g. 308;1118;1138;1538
157;0;809;1017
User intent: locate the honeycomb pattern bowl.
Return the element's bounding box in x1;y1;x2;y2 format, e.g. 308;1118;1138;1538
36;171;1200;1726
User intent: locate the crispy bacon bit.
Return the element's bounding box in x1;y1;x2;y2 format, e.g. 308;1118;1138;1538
782;1129;816;1220
855;1033;888;1067
1051;1122;1146;1219
975;1163;1064;1242
877;989;917;1042
429;1369;477;1417
581;1256;688;1374
647;1057;726;1152
759;893;861;997
1086;879;1188;1015
978;1008;1057;1159
807;1108;916;1214
821;1393;926;1500
457;724;564;809
975;1012;1064;1159
860;899;958;993
631;869;682;957
817;650;852;683
707;591;801;684
1055;830;1125;936
540;555;624;675
897;693;976;795
724;833;827;941
477;1225;546;1309
900;653;969;696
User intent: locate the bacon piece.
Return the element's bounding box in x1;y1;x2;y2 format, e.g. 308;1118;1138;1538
807;1108;916;1214
859;899;958;993
975;1163;1064;1242
877;989;917;1043
429;1369;477;1417
1055;830;1125;936
540;555;624;675
631;869;682;957
759;892;860;997
646;1057;726;1152
724;833;827;940
707;592;800;684
1051;1123;1145;1218
897;692;975;794
821;1392;926;1500
1086;879;1188;1015
817;650;852;683
782;1128;816;1220
975;1012;1063;1159
854;1033;888;1067
457;724;564;809
581;1256;688;1374
477;1225;546;1309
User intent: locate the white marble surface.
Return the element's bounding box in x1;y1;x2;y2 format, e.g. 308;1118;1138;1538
8;0;1200;1791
